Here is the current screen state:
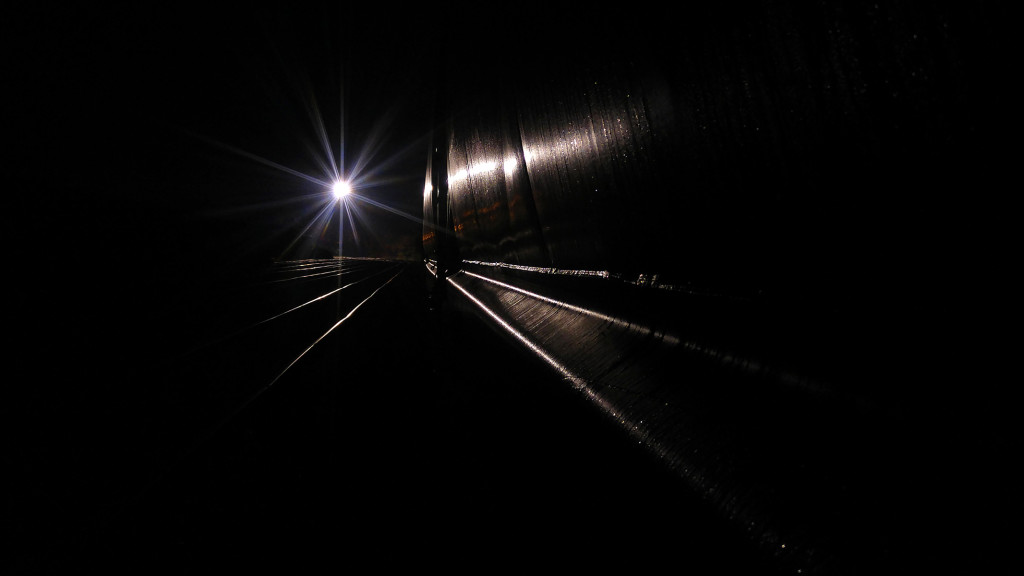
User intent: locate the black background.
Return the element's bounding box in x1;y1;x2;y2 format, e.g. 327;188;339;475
8;4;445;382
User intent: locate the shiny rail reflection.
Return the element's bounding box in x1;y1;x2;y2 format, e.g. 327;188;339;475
133;258;406;507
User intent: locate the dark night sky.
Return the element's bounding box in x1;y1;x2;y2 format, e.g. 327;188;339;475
7;3;1015;364
8;3;1015;328
3;5;455;392
10;5;440;285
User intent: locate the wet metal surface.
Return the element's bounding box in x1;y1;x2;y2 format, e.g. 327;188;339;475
441;263;931;573
425;2;1013;573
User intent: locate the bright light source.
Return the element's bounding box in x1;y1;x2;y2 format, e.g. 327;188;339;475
332;180;351;199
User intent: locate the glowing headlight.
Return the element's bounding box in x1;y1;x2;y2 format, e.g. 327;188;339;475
333;180;351;199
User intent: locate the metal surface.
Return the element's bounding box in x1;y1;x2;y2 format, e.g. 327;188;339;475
424;2;1011;573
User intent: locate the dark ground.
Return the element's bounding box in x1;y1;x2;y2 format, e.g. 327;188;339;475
8;259;782;574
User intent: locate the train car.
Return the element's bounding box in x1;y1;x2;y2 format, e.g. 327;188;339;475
421;3;1010;573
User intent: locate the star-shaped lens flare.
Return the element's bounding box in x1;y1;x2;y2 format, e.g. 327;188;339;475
332;180;351;199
